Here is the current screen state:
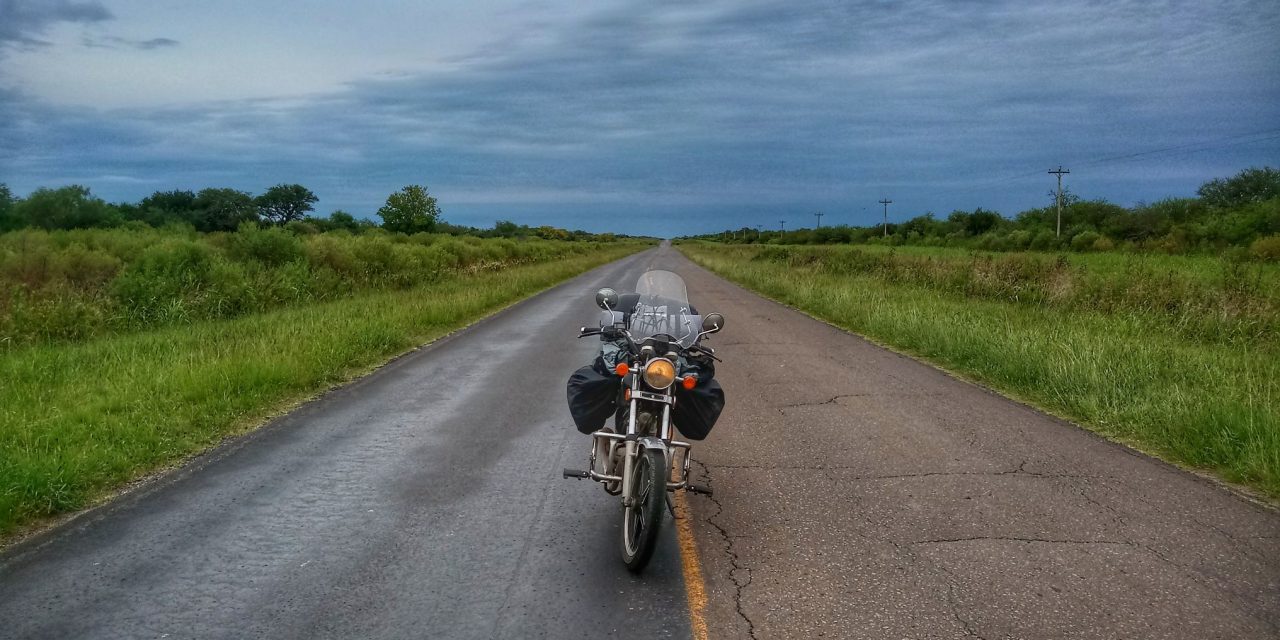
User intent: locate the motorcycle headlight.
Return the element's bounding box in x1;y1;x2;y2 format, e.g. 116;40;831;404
642;358;677;389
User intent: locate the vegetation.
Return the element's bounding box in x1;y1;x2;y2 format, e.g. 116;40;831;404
0;225;629;347
0;240;646;537
678;242;1280;498
0;178;651;537
377;184;441;234
694;167;1280;259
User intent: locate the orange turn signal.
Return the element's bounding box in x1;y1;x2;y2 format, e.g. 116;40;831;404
681;375;697;390
615;362;630;377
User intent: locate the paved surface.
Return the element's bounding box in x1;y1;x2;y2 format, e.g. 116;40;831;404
673;248;1280;639
3;245;1278;640
0;250;689;640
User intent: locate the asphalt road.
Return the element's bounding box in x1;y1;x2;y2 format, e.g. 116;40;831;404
3;245;1278;639
0;249;689;639
674;248;1280;639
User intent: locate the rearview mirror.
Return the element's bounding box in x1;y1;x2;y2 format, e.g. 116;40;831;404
595;287;620;310
701;313;724;334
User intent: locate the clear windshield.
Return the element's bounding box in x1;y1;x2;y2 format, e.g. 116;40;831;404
629;270;702;347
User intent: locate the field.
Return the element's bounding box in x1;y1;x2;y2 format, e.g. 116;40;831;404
0;228;646;537
678;242;1280;498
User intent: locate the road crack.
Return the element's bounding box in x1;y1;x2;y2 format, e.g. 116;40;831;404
692;459;759;640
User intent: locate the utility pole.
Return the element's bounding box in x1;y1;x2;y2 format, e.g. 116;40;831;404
813;211;824;228
1048;166;1070;237
780;220;786;232
878;199;893;237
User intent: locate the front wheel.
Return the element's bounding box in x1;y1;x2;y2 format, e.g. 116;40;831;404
621;448;666;572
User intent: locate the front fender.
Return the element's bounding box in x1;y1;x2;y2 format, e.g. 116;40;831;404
636;436;667;455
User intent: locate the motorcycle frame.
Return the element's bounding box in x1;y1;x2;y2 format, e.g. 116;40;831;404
585;369;694;504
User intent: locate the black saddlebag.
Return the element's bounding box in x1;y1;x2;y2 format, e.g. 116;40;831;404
567;362;618;434
671;378;724;441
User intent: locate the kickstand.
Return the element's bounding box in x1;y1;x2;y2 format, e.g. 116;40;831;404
665;493;676;517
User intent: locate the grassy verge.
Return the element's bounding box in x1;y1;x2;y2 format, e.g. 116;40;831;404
0;244;644;538
678;242;1279;498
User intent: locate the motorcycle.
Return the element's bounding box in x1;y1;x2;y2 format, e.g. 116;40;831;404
563;270;725;571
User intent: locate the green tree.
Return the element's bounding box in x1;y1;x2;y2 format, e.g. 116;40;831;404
1197;167;1280;209
10;185;121;229
325;210;362;232
193;188;258;232
0;184;15;231
135;189;198;226
255;184;318;225
377;185;440;233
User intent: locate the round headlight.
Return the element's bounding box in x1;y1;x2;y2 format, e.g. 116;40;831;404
642;358;677;389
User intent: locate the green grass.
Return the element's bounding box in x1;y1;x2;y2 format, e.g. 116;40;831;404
0;244;643;538
678;242;1280;498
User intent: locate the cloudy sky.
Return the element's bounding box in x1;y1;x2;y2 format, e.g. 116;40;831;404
1;0;1278;235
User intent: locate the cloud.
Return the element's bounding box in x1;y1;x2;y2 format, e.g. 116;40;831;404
81;35;178;50
3;0;1279;235
0;0;113;48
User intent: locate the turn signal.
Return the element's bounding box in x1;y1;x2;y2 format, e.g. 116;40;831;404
615;362;630;377
681;375;697;390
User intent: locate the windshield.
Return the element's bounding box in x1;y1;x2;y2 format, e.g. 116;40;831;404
629;270;702;347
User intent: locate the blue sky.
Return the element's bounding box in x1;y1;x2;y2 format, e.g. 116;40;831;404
1;0;1278;236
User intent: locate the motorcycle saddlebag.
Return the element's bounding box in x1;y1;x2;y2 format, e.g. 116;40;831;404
567;363;618;434
671;378;725;441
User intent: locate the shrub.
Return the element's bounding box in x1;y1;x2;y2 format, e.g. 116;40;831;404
1250;235;1280;262
226;224;305;266
1071;231;1102;251
111;240;250;324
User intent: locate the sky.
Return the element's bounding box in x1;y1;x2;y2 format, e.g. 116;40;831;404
1;0;1278;236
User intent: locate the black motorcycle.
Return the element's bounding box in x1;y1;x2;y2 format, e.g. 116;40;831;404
564;269;725;571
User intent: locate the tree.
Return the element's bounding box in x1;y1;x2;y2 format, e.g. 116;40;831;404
193;188;257;232
1197;167;1280;209
377;185;440;233
326;210;362;232
10;185;121;229
0;184;15;231
255;183;318;225
134;189;198;226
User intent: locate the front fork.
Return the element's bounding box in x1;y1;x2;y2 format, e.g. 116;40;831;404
620;373;683;507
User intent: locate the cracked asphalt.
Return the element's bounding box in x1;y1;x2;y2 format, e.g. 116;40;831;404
0;250;689;640
671;248;1280;639
1;245;1276;640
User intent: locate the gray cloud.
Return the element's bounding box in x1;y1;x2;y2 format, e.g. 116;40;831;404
4;0;1280;235
0;0;113;47
81;35;178;50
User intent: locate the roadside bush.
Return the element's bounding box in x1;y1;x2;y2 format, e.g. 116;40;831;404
226;224;305;266
1250;235;1280;262
1071;231;1102;251
111;240;251;324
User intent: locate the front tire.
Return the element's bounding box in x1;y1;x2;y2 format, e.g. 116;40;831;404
621;448;666;572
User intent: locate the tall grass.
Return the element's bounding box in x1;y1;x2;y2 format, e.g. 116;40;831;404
0;244;643;537
0;226;621;346
679;242;1280;497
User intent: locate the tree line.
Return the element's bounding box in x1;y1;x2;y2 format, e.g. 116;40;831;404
694;167;1280;259
0;183;623;242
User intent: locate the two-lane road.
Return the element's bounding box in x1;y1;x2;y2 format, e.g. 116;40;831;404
1;249;690;639
3;245;1277;639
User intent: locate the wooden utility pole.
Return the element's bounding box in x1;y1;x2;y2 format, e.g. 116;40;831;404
1048;166;1070;237
878;199;892;237
780;220;786;232
813;211;824;228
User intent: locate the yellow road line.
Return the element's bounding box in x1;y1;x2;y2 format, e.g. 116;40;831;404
674;491;710;640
